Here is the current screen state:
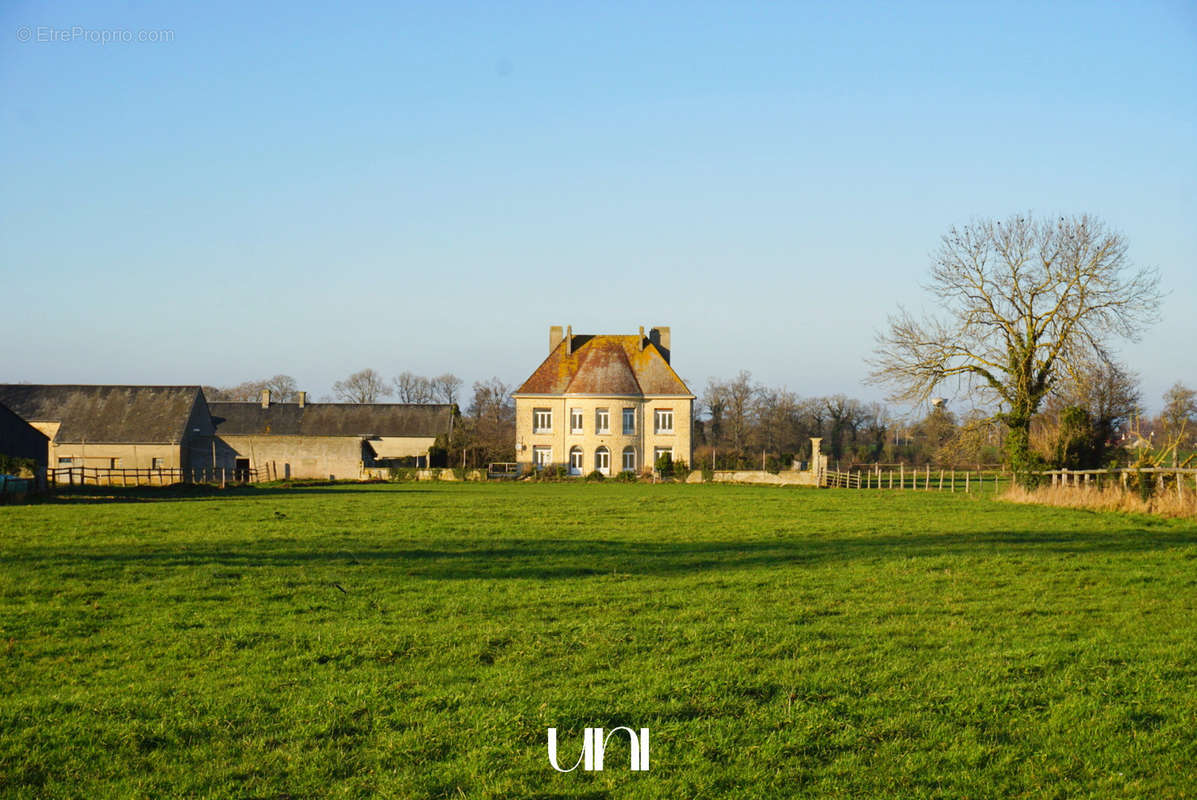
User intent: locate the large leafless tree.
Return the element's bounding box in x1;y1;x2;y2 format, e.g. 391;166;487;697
332;368;391;404
870;213;1160;476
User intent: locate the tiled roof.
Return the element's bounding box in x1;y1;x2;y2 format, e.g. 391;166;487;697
209;402;455;437
515;335;692;396
0;385;204;444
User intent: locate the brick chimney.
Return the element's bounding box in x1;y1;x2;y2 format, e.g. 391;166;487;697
649;326;671;363
297;391;307;408
565;325;573;355
638;325;645;351
549;325;563;352
260;389;271;408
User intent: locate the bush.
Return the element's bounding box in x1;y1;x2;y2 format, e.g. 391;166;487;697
0;454;36;477
388;467;418;482
615;470;637;483
585;470;606;482
654;453;674;478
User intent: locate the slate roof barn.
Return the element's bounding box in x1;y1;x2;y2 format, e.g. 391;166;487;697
208;392;456;479
0;400;48;470
0;385;216;472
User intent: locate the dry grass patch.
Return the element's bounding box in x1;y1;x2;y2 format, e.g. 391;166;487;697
1002;483;1197;518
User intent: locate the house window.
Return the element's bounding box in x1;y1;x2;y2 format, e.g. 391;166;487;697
151;457;165;469
622;407;635;435
533;408;552;433
654;408;674;434
108;458;120;469
594;446;610;475
569;446;584;475
57;456;76;466
570;407;583;434
533;446;552;468
654;447;673;469
595;408;610;434
622;446;636;472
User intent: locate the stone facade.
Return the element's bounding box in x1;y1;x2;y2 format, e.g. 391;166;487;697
513;326;694;475
0;385;217;474
209;393;455;480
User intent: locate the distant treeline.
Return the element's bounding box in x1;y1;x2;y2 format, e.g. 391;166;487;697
204;369;1196;471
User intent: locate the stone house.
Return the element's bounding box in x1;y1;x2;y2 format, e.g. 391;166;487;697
0;401;49;470
208;391;456;480
513;326;694;475
0;385;217;473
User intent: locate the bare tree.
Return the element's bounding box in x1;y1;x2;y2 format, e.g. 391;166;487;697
1043;360;1142;467
466;377;515;464
870;213;1160;479
430;373;463;405
332;368;391;404
714;371;757;454
393;371;433;403
1161;382;1196;440
1160;382;1197;464
824;395;863;461
204;374;298;402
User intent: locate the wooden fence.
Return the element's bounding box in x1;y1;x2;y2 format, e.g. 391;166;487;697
1041;467;1197;497
818;464;1197;497
47;465;268;487
821;464;1008;493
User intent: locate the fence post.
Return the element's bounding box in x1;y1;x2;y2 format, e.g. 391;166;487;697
925;465;930;491
965;471;970;493
900;463;904;490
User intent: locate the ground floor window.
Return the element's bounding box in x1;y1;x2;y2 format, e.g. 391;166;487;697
151;457;165;469
569;446;583;475
533;446;552;468
653;447;673;470
622;446;636;472
595;446;610;475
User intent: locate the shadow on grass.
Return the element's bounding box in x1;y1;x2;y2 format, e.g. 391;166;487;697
28;482;427;504
4;529;1195;580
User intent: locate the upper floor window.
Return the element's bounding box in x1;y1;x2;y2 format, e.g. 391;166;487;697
595;408;610;434
622;407;635;435
570;407;583;434
654;408;674;434
533;408;552;433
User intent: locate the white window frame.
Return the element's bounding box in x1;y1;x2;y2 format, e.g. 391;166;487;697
654;447;673;467
595;408;610;434
533;408;553;434
569;446;584;475
57;456;77;466
622;407;635;435
654;408;674;434
533;446;552;468
622;446;636;472
594;446;610;475
151;457;166;469
570;407;583;434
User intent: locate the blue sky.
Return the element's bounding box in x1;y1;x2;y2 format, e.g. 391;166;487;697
2;1;1194;413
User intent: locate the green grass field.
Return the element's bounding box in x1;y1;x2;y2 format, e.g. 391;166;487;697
2;483;1196;798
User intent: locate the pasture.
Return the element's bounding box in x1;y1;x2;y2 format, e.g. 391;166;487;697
1;482;1195;798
